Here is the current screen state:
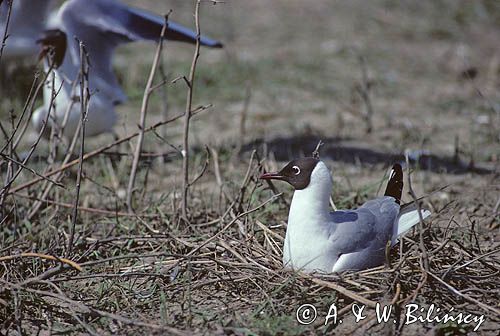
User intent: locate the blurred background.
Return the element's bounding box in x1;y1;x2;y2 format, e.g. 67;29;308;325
2;0;499;162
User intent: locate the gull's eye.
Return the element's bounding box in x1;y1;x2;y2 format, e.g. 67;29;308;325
292;165;301;175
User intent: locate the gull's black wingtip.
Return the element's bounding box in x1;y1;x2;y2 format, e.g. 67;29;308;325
384;163;403;204
206;40;224;49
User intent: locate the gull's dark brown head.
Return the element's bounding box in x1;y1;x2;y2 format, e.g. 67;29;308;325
37;29;67;68
260;157;320;190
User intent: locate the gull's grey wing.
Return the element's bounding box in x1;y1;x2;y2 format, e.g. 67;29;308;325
127;6;223;48
56;0;222;102
62;0;222;48
327;209;377;255
0;0;53;59
1;0;52;33
328;196;400;272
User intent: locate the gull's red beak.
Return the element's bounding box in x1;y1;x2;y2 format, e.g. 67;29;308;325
259;172;283;180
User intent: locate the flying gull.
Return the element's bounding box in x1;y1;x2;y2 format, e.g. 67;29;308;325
32;0;223;138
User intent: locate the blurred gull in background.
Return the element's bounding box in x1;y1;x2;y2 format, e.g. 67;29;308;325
32;0;223;138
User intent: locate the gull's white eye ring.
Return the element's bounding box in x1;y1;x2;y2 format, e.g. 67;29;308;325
292;166;301;175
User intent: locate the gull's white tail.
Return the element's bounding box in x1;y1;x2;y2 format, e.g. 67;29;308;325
392;204;431;245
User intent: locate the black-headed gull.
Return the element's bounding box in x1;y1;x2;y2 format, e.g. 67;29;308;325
32;0;223;138
260;158;431;273
0;0;53;61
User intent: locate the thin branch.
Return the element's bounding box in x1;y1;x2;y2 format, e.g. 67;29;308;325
237;84;252;152
357;54;374;134
67;41;90;256
405;153;429;271
0;153;65;188
0;253;82;271
312;140;324;159
8;110;193;195
0;0;12;63
181;0;203;220
1;63;54;154
426;271;500;316
188;146;210;186
127;15;170;213
13;192;159;217
1;281;186;334
0;71;63;206
185;192;282;257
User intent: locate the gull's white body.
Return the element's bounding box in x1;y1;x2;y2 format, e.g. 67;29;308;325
284;161;335;271
32;69;117;137
283;162;430;273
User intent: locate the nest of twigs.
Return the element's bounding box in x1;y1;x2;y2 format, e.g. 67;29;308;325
1;150;498;335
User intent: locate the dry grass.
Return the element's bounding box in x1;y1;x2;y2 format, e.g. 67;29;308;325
1;0;499;335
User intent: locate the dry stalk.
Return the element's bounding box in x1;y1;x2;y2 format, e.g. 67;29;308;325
237;84;252;152
159;59;169;140
181;0;202;220
0;71;62;209
9;73;41;152
1;280;186;335
357;54;374;134
0;0;12;63
67;41;90;256
185;192;282;258
0;153;64;188
0;252;82;271
404;153;429;271
126;15;169;213
13;192;159;217
8;109;195;196
1;63;55;154
311;140;324;159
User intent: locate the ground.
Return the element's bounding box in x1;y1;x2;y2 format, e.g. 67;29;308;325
0;0;499;335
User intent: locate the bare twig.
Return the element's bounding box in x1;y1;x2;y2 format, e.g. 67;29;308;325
159;59;169;140
404;153;429;270
426;271;500;316
1;281;186;334
357;54;374;134
403;153;430;307
189;146;210;186
0;0;12;63
312;140;323;159
307;275;377;308
185;192;282;257
0;72;62;208
67;41;90;256
1;63;55;154
127;15;169;213
0;153;65;188
13;192;159;217
0;252;82;271
237;84;252;152
181;0;202;220
8;110;193;195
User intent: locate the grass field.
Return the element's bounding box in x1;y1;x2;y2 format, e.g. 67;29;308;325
1;0;499;335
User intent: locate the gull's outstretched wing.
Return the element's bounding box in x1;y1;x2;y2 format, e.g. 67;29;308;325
59;0;222;50
1;0;53;34
53;0;222;102
1;0;53;59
